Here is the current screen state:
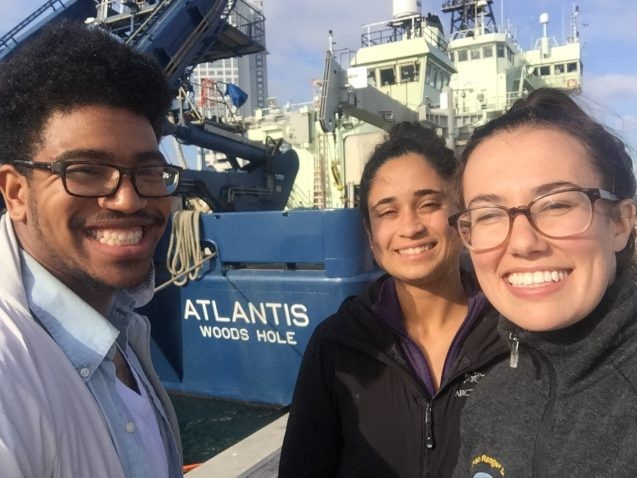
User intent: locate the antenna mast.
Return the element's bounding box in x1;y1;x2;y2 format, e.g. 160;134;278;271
441;0;497;38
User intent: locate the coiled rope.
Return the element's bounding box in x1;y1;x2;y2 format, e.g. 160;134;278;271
155;210;216;292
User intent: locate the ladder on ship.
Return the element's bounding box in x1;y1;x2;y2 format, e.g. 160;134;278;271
313;135;329;209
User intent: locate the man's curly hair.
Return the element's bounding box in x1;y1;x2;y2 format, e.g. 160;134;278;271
0;20;172;166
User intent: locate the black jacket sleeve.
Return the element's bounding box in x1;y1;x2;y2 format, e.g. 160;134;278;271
279;319;342;477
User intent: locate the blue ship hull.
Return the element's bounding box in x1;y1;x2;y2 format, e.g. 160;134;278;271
144;208;379;405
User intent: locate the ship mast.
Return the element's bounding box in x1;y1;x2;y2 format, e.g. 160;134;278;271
567;3;580;44
441;0;497;38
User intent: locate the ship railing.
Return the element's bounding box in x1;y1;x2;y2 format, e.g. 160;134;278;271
247;100;315;122
229;0;266;46
450;90;524;115
505;90;523;108
0;0;69;57
361;19;447;51
448;24;513;41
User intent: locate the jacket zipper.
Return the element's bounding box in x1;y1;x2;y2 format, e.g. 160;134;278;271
531;349;557;478
424;401;434;449
509;332;519;368
419;346;508;476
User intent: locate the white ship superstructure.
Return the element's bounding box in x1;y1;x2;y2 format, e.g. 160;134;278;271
198;0;583;209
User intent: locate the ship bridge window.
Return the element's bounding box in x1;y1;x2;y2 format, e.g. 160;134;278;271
507;48;514;62
554;63;565;75
496;44;505;58
425;63;447;91
470;49;480;60
380;67;396;86
457;49;468;62
483;46;493;58
435;71;444;90
567;62;578;73
540;65;550;76
368;69;377;86
400;63;420;82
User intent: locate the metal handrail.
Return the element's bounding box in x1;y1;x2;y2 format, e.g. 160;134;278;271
0;0;69;55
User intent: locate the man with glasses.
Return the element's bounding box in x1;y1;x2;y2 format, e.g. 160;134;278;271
0;21;182;477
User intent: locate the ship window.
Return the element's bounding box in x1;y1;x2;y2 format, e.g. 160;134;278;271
368;69;377;86
457;49;468;62
540;65;551;76
554;63;565;75
507;48;514;62
470;49;480;60
400;63;419;82
483;46;493;58
380;67;396;86
424;64;446;91
567;62;578;73
435;71;444;90
496;44;505;58
430;69;438;88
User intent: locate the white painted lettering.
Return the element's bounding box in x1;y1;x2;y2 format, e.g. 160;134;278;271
283;303;292;326
232;302;250;324
256;329;268;342
291;304;310;327
200;325;250;342
249;302;267;324
211;300;230;322
184;299;201;321
195;299;211;321
265;303;282;325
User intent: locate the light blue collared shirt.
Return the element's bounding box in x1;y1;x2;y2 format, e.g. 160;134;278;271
20;251;174;478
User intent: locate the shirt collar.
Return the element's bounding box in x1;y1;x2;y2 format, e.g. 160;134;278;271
20;250;135;377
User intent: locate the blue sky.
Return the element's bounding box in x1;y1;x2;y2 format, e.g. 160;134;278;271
2;0;636;155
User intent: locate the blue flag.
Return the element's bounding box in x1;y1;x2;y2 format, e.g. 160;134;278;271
225;83;248;108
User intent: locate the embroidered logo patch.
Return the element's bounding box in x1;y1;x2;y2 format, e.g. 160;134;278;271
455;371;486;398
471;454;505;477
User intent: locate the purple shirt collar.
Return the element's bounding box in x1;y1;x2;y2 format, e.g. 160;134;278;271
372;276;486;398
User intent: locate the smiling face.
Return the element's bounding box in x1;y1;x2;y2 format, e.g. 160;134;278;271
0;105;172;313
367;153;462;292
462;126;634;331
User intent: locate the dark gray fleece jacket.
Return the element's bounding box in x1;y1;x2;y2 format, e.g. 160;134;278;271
453;271;637;477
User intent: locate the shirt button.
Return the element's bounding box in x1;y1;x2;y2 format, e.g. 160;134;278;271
125;422;136;433
79;367;90;378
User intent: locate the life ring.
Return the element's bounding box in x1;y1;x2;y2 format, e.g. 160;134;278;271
567;78;578;89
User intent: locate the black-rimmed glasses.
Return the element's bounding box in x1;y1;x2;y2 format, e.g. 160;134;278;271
12;160;182;198
448;188;620;252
